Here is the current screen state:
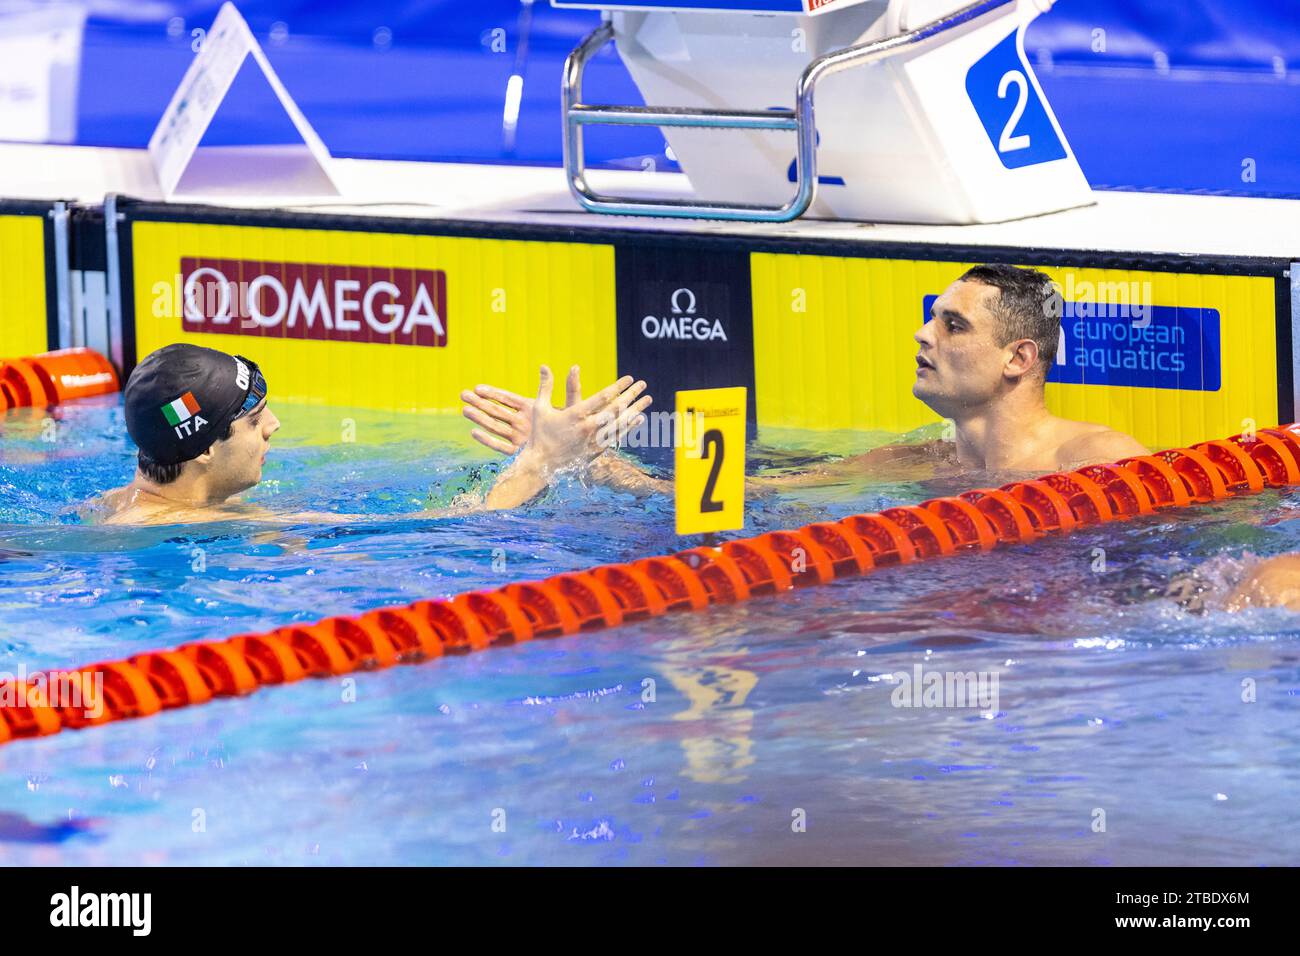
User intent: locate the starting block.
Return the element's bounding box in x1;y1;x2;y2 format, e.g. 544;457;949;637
556;0;1092;223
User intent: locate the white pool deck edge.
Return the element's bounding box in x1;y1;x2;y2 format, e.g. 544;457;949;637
1;142;1298;260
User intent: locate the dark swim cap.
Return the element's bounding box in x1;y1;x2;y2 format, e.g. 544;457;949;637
124;344;268;466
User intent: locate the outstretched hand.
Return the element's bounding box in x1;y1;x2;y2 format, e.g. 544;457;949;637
521;366;650;470
462;366;649;460
477;366;652;511
460;365;584;456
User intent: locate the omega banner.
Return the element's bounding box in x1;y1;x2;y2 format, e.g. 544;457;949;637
176;257;448;347
128;218;618;414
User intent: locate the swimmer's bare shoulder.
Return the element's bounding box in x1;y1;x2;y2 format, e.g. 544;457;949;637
1055;420;1148;469
89;483;271;526
90;483;476;526
101;501;258;526
84;485;125;519
82;485;153;525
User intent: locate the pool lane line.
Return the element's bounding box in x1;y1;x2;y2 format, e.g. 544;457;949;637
3;425;1299;746
0;348;119;410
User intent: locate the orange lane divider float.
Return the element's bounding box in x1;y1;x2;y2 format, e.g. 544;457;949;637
3;423;1300;745
0;348;120;411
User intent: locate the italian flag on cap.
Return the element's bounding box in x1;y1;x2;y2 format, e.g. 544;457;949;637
161;391;200;426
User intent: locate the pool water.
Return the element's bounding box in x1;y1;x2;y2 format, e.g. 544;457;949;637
1;400;1298;865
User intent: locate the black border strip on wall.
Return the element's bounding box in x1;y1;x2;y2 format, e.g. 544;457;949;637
118;210;138;382
112;197;1299;421
1277;274;1295;427
41;207;59;353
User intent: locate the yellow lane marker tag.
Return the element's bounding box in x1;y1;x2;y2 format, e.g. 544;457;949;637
675;387;746;536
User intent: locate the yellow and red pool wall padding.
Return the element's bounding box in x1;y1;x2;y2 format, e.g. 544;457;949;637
3;422;1299;745
125;218;620;416
119;205;1293;453
0;204;60;360
750;255;1284;451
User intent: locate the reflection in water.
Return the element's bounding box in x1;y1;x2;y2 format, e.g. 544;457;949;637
660;648;759;784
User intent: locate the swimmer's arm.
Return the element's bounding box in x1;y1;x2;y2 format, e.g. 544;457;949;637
462;374;622;501
1226;554;1300;612
747;440;948;489
1057;429;1150;469
587;439;944;495
242;464;551;518
593;455;807;497
462;367;656;503
482;449;550;510
589;453;673;497
481;366;651;509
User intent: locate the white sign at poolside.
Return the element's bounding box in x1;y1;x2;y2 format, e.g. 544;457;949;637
0;1;87;143
147;1;339;200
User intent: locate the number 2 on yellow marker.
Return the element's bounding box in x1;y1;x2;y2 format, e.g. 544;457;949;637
675;387;746;535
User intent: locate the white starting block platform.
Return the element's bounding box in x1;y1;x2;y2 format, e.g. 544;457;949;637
554;0;1091;223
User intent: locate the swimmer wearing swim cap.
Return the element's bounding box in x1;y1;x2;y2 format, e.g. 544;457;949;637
94;345;649;525
97;343;279;524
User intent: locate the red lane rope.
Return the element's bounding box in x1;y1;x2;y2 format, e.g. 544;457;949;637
4;423;1298;746
0;348;119;410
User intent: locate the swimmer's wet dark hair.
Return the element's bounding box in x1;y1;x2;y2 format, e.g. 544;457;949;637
136;419;234;484
960;263;1061;378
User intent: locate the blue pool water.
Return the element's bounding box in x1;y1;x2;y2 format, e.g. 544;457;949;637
1;399;1299;865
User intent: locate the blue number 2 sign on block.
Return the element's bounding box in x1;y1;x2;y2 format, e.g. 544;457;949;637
966;30;1067;169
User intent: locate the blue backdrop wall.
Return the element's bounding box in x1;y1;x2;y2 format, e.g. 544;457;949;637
56;0;1300;196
